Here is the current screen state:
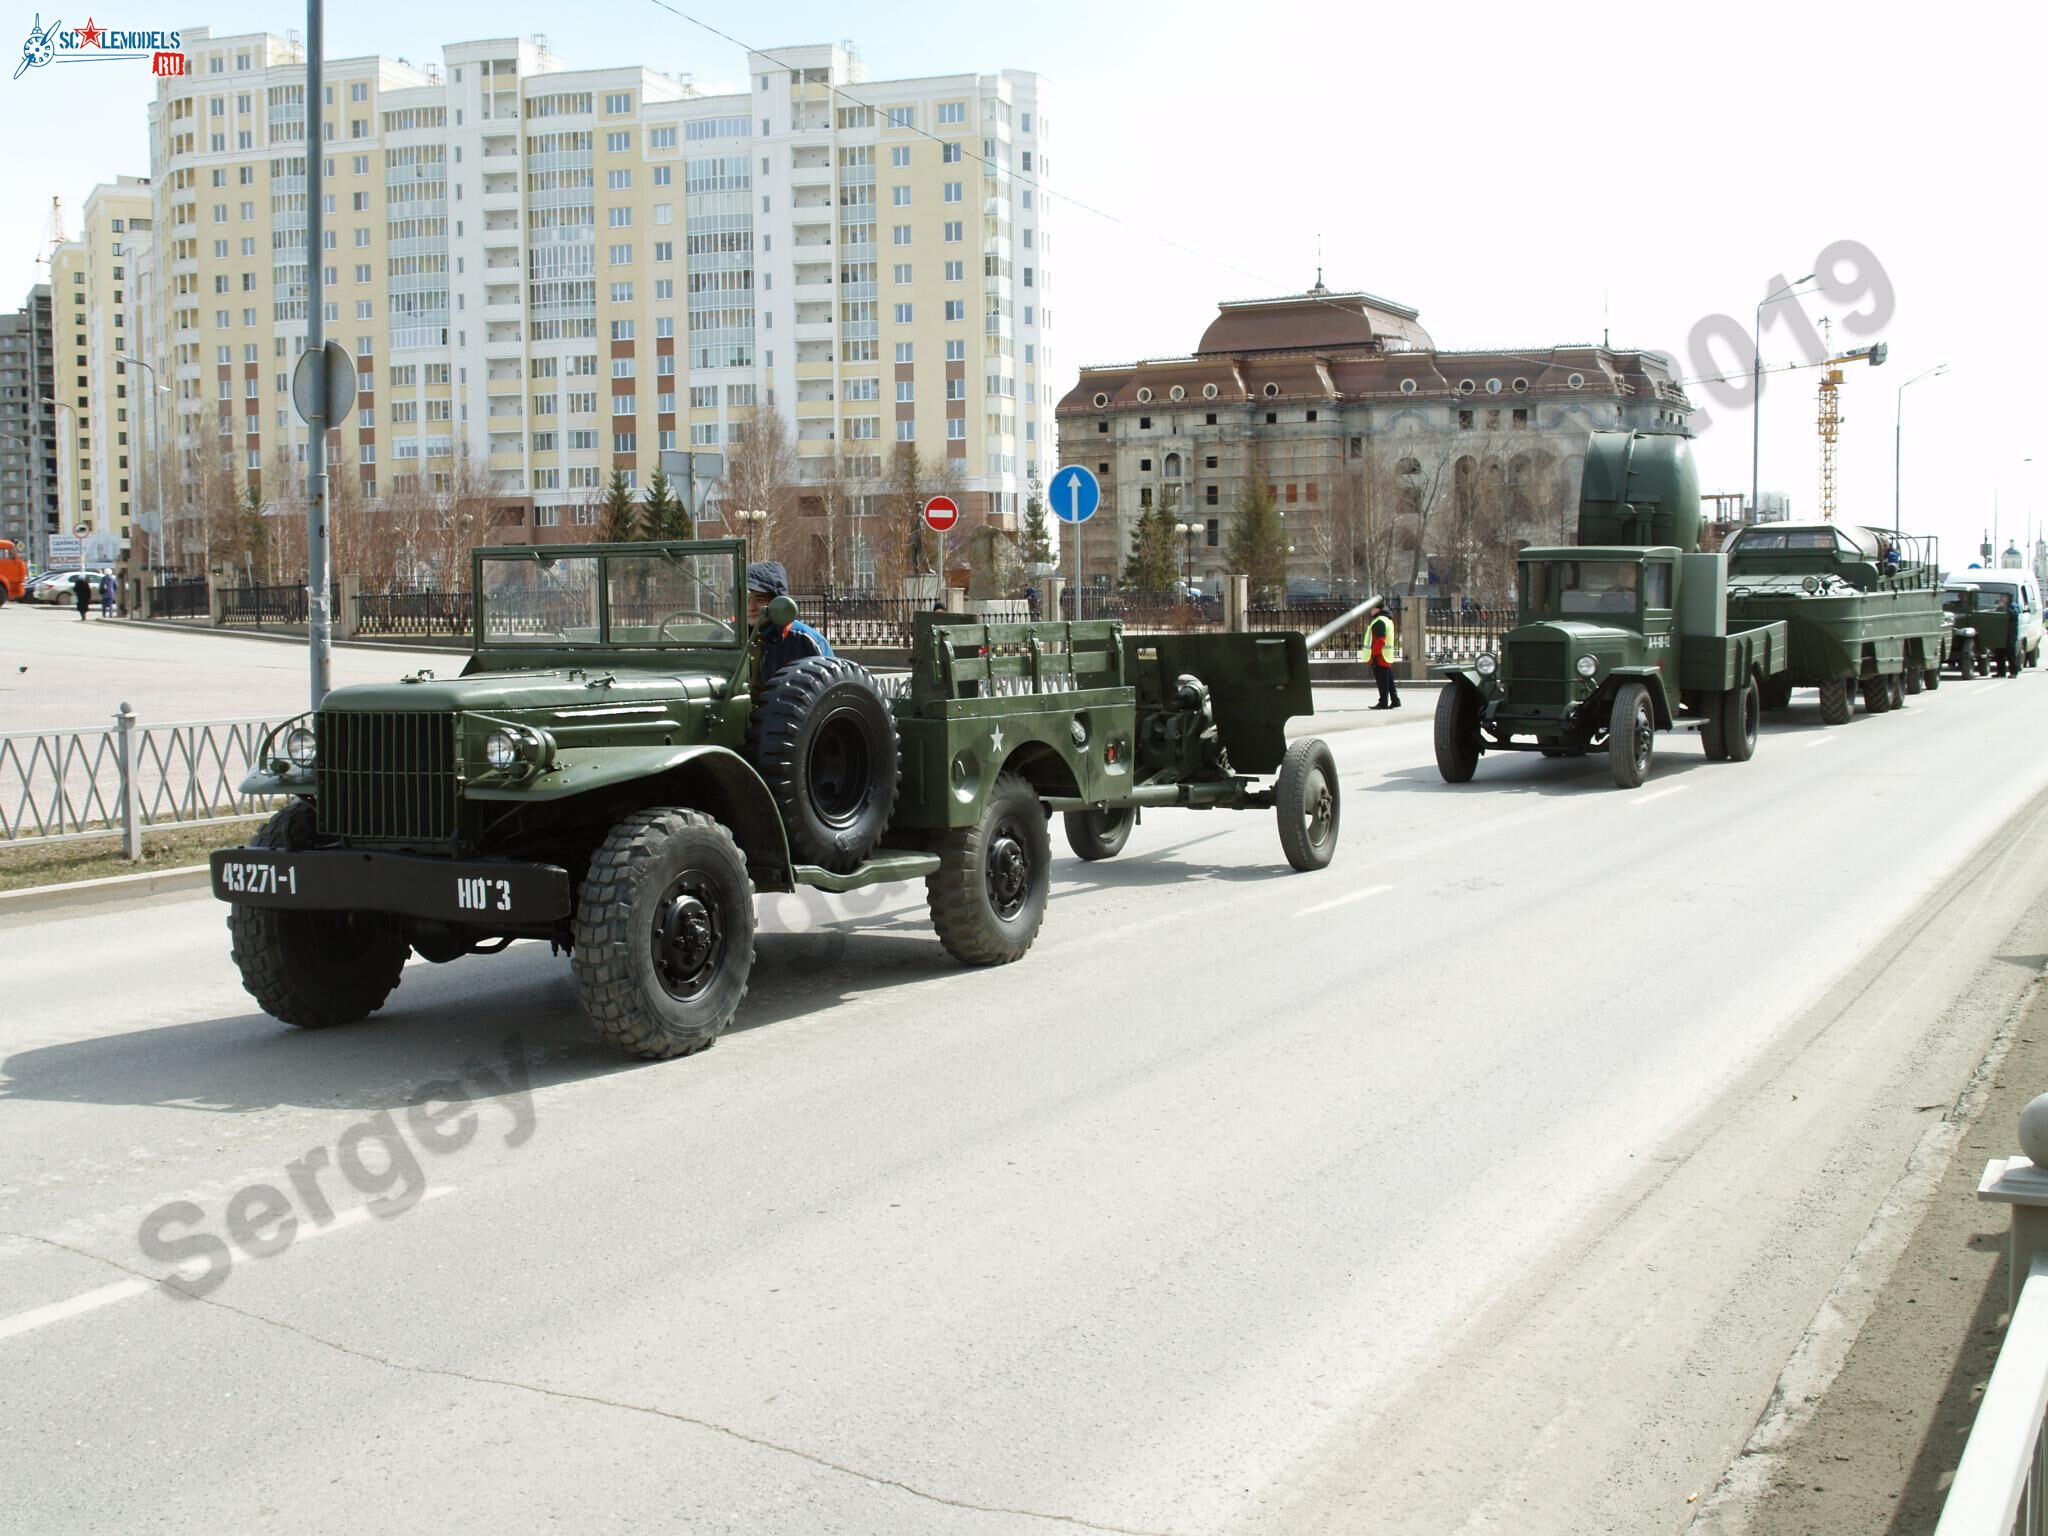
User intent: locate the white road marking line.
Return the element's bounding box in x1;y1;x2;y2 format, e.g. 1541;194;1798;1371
0;1186;457;1343
1806;735;1840;748
1626;785;1690;806
1299;883;1392;918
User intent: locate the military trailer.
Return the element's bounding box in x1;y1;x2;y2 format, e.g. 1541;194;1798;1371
210;540;1338;1060
1943;582;2023;678
1721;522;1946;722
1431;430;1790;789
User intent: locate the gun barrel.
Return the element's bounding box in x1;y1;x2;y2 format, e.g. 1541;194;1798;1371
1305;595;1384;652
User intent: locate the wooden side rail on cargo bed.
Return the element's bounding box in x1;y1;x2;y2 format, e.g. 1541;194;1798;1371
910;618;1128;709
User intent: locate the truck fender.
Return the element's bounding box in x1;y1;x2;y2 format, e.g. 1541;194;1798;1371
1432;667;1486;694
1606;667;1674;729
472;744;794;892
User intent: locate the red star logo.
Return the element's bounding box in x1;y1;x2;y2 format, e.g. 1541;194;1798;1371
76;18;103;47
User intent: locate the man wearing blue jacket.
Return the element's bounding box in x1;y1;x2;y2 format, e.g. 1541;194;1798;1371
746;561;833;685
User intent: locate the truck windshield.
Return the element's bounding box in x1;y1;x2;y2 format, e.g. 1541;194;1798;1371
1525;560;1640;616
477;551;740;646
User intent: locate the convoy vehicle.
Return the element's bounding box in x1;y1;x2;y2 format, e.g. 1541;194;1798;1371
1960;572;2043;669
211;539;1338;1060
1721;522;1947;721
1431;429;1790;789
0;539;25;606
1943;582;2024;678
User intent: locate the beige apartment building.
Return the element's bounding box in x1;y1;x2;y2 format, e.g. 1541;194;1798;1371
135;29;1051;583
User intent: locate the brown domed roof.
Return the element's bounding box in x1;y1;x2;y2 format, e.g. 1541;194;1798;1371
1195;290;1434;357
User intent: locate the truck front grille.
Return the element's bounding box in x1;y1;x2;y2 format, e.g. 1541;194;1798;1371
1504;639;1569;706
315;711;458;844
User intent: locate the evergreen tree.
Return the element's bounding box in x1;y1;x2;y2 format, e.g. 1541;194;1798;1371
1227;478;1289;601
599;467;642;543
1023;494;1054;566
641;465;691;541
1122;495;1181;590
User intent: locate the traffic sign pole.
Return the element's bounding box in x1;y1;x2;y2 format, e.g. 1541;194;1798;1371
303;0;329;712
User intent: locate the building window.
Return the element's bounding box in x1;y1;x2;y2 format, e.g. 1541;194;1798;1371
943;182;963;203
1205;485;1219;505
943;221;963;243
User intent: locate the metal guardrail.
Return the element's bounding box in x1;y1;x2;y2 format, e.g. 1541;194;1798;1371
1935;1254;2048;1536
0;708;281;850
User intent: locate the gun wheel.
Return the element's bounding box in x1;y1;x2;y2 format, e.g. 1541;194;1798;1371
1276;737;1339;872
1063;806;1133;861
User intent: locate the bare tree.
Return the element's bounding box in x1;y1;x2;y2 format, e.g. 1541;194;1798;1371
723;407;797;569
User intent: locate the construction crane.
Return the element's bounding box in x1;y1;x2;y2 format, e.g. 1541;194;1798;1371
35;196;65;269
1815;325;1887;520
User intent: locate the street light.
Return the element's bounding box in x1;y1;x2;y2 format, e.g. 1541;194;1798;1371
40;396;77;572
1751;273;1817;522
126;356;173;578
1893;363;1949;538
733;507;767;562
1174;519;1197;593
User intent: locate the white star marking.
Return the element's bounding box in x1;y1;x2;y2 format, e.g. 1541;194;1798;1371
990;725;1005;755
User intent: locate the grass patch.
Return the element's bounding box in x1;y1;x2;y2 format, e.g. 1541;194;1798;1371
0;818;265;893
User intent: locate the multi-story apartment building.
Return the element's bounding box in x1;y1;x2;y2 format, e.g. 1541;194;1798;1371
0;285;56;559
1057;284;1693;598
140;30;1051;583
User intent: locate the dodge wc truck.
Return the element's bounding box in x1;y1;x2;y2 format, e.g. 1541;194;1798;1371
1431;430;1789;789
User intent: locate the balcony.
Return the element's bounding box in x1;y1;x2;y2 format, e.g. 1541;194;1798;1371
793;321;835;343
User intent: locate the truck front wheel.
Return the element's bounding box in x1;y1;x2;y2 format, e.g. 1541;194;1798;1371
572;808;756;1060
227;802;408;1029
1609;682;1654;789
1063;806;1133;862
1433;683;1481;783
928;771;1050;966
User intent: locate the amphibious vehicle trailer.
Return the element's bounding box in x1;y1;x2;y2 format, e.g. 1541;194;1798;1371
1722;522;1947;721
210;539;1339;1060
1431;430;1790;790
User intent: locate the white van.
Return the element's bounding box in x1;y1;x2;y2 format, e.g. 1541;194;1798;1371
1964;571;2044;668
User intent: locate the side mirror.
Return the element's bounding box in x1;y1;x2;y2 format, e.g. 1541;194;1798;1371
765;594;798;629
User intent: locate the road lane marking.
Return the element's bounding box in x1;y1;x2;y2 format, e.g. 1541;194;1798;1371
1806;734;1839;749
0;1186;457;1343
1626;785;1690;807
1300;883;1392;917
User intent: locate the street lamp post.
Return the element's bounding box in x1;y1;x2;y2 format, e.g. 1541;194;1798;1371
1174;519;1196;592
40;396;77;572
127;356;172;580
1894;364;1949;539
1751;273;1817;522
734;507;767;563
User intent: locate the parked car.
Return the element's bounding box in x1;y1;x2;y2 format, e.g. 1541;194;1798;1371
26;569;110;604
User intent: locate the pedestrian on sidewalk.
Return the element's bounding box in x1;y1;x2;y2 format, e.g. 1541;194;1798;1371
71;573;91;622
1364;597;1401;709
99;571;114;619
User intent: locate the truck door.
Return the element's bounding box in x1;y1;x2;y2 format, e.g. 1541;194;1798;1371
1641;559;1675;688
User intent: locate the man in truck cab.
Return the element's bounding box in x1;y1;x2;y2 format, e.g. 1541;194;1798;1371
746;560;833;686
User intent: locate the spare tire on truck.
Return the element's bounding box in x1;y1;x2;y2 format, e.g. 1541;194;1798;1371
745;656;901;874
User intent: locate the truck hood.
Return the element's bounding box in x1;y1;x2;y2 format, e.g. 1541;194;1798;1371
319;668;728;715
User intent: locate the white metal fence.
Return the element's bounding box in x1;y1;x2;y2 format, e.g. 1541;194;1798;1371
0;708;281;850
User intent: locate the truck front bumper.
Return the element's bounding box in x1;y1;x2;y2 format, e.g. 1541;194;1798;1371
209;847;572;923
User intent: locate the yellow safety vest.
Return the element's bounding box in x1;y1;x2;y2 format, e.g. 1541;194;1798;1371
1364;613;1396;665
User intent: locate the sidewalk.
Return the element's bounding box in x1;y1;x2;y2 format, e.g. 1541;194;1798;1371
1719;962;2048;1533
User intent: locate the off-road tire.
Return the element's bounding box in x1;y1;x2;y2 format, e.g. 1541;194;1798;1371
1924;666;1940;692
572;808;756;1060
1761;675;1795;711
1609;682;1654;789
928;771;1050;966
226;800;409;1029
1063;806;1133;862
1434;682;1481;783
1817;677;1852;725
1903;667;1923;696
1861;677;1892;714
1276;737;1340;873
1719;676;1759;763
746;657;900;875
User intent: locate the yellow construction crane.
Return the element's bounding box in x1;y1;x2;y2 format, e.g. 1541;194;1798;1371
1815;331;1887;520
35;195;65;269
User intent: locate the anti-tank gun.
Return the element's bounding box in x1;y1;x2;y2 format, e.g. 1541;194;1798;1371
1431;429;1790;789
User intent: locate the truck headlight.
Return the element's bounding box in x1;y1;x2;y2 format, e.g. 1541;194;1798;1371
285;726;317;767
485;730;519;769
1576;655;1599;678
1475;652;1497;676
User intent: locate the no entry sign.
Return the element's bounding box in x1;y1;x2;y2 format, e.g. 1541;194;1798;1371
922;495;960;533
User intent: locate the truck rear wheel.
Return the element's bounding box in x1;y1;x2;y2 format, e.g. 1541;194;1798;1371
1761;676;1794;711
1816;677;1851;724
746;657;900;875
1433;683;1481;783
1609;682;1653;789
572;808;756;1060
1063;806;1133;862
1276;737;1340;872
1719;676;1759;762
227;801;408;1029
1903;667;1923;696
1923;666;1940;692
928;771;1050;966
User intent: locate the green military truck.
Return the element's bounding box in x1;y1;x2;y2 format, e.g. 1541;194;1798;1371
1720;522;1947;722
1431;430;1790;789
1943;582;2024;678
211;539;1338;1060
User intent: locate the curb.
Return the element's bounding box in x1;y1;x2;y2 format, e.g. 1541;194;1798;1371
0;863;212;916
112;617;468;654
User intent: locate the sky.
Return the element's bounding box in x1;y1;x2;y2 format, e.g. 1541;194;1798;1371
1;0;2040;567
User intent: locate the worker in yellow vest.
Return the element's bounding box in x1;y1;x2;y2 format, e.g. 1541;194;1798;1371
1363;598;1401;709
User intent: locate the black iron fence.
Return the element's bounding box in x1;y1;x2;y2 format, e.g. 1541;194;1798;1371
792;594;931;649
148;580;209;619
220;584;314;627
355;591;473;636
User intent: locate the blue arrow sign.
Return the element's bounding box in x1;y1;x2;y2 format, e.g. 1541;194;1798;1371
1049;465;1100;524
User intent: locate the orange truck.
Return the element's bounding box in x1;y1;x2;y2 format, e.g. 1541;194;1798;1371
0;539;26;606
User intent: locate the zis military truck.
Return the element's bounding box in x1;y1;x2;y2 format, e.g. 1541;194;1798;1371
210;539;1338;1060
1720;522;1947;721
1431;429;1790;789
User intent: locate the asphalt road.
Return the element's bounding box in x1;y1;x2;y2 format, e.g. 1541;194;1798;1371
4;665;2046;1535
